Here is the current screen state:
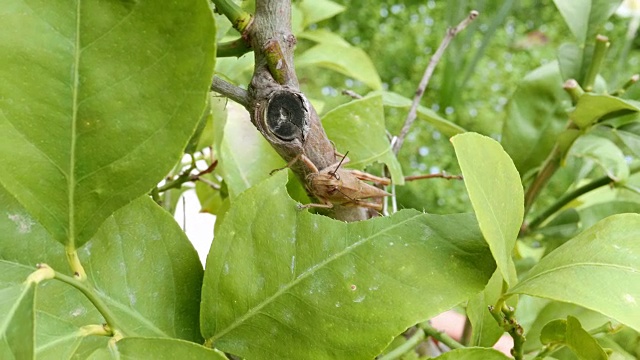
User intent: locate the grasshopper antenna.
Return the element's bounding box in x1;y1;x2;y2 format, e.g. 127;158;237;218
329;151;349;179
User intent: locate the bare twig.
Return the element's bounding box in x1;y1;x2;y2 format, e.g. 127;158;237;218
392;10;479;155
341;89;363;99
211;76;249;108
404;172;463;181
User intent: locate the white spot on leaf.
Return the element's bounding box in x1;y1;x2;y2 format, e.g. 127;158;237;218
353;295;366;303
7;213;34;234
624;294;636;305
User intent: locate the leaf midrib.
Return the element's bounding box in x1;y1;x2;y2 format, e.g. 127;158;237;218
208;212;423;343
68;0;82;248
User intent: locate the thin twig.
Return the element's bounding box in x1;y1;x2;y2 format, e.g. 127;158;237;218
405;172;463;181
420;321;464;350
378;328;426;360
211;76;250;108
392;10;479;155
341;89;363;99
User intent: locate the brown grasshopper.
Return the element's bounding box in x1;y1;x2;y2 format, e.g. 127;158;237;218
275;152;391;210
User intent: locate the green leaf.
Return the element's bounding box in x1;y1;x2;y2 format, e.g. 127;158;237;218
553;0;622;44
452;133;523;287
432;347;511;360
501;62;569;176
0;262;37;360
524;301;610;353
298;29;352;47
557;42;583;81
323;95;403;184
508;214;640;332
373;90;466;138
570;94;640;129
579;201;640;230
298;0;345;28
569;135;629;182
614;121;640;158
540;316;608;360
0;0;216;248
213;103;284;198
467;271;507;347
297;44;382;90
91;338;228;360
200;172;496;359
0;196;205;357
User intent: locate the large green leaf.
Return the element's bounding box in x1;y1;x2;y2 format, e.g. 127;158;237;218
452;133;523;287
508;214;640;332
87;338;227;360
322;95;404;184
0;262;38;360
501;62;569;177
296;44;382;90
373;90;466;138
570;94;640;129
0;195;205;357
432;347;511;360
540;316;608;360
0;0;216;247
200;171;496;359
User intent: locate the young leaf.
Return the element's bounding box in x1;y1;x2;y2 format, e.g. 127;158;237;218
540;316;608;360
508;214;640;332
373;90;466;138
452;133;523;287
553;0;621;44
298;0;345;28
322;95;404;184
569;135;629;182
570;94;640;129
0;0;216;248
432;347;511;360
501;62;569;177
296;44;382;90
200;172;496;360
467;271;507;347
0;262;37;360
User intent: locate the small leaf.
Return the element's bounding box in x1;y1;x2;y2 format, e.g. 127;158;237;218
569;135;629;182
298;0;345;28
570;94;640;129
0;0;216;247
467;271;507;347
297;44;382;90
509;214;640;332
0;262;37;360
614;121;640;158
557;42;583;81
540;316;608;360
298;29;352;47
200;172;496;359
432;347;511;360
212;103;284;198
323;95;404;184
373;90;466;138
501;62;569;176
452;133;524;287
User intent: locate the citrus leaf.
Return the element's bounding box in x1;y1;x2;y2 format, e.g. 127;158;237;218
452;133;523;287
373;90;466;138
297;44;382;90
323;95;403;184
0;0;216;247
509;214;640;332
0;262;37;360
432;347;511;360
87;338;227;360
298;0;345;28
200;172;496;359
540;316;608;360
570;94;640;129
569;135;629;182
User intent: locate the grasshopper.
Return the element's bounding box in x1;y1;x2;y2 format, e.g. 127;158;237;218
276;152;391;210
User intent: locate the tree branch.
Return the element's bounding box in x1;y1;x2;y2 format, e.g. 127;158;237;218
392;10;479;155
211;76;249;108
